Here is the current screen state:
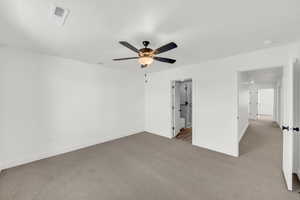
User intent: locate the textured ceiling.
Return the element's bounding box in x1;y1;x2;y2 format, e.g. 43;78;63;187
1;0;300;72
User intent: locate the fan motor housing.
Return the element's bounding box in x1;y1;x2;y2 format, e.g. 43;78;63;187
139;48;154;57
142;41;150;47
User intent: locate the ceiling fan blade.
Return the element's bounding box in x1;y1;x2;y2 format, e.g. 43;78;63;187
154;57;176;64
119;41;140;53
141;64;148;68
154;42;177;55
113;57;139;61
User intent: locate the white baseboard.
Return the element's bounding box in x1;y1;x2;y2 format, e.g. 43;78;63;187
239;122;249;142
0;131;141;170
146;130;173;139
194;141;238;157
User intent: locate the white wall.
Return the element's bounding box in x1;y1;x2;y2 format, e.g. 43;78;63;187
258;89;274;116
1;44;299;170
274;82;282;124
237;72;249;141
145;44;296;157
249;85;258;120
293;60;300;177
0;47;145;169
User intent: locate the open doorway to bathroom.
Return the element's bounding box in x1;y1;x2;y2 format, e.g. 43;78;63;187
171;79;192;143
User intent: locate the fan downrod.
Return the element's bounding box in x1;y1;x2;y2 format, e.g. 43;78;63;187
142;41;150;47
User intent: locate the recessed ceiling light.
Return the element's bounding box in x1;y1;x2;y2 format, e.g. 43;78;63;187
263;40;272;45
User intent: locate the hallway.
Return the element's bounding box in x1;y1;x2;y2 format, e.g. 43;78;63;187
240;119;282;158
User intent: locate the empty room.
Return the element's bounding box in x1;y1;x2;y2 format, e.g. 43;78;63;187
0;1;300;200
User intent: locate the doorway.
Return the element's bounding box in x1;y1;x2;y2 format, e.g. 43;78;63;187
257;88;274;120
171;79;192;143
237;66;283;149
237;65;300;191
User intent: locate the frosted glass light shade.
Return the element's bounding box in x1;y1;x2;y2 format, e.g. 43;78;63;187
138;56;153;65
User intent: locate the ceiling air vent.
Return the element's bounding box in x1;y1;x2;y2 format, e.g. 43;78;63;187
51;5;69;26
54;7;65;17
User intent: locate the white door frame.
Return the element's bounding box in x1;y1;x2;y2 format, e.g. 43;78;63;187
236;66;284;154
171;80;181;138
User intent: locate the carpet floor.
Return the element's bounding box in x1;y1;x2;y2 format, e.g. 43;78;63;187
0;119;299;200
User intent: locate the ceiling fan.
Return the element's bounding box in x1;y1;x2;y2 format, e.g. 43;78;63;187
113;41;177;68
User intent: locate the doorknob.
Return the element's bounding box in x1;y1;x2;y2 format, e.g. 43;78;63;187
282;126;289;131
293;127;299;132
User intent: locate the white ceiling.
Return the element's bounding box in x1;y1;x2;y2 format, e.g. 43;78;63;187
1;0;300;72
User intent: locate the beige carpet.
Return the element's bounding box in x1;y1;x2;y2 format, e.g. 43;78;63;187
0;120;299;200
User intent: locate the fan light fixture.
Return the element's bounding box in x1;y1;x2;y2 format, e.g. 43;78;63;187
113;41;177;68
138;56;153;65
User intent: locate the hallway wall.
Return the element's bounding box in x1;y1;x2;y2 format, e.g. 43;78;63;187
249;85;258;120
237;72;249;141
273;82;282;125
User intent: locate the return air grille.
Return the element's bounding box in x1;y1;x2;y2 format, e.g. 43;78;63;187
51;5;69;26
54;7;65;17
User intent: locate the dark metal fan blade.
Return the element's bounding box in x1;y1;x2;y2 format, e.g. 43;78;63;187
154;42;177;55
113;57;139;61
119;41;140;53
141;64;148;68
154;57;176;64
